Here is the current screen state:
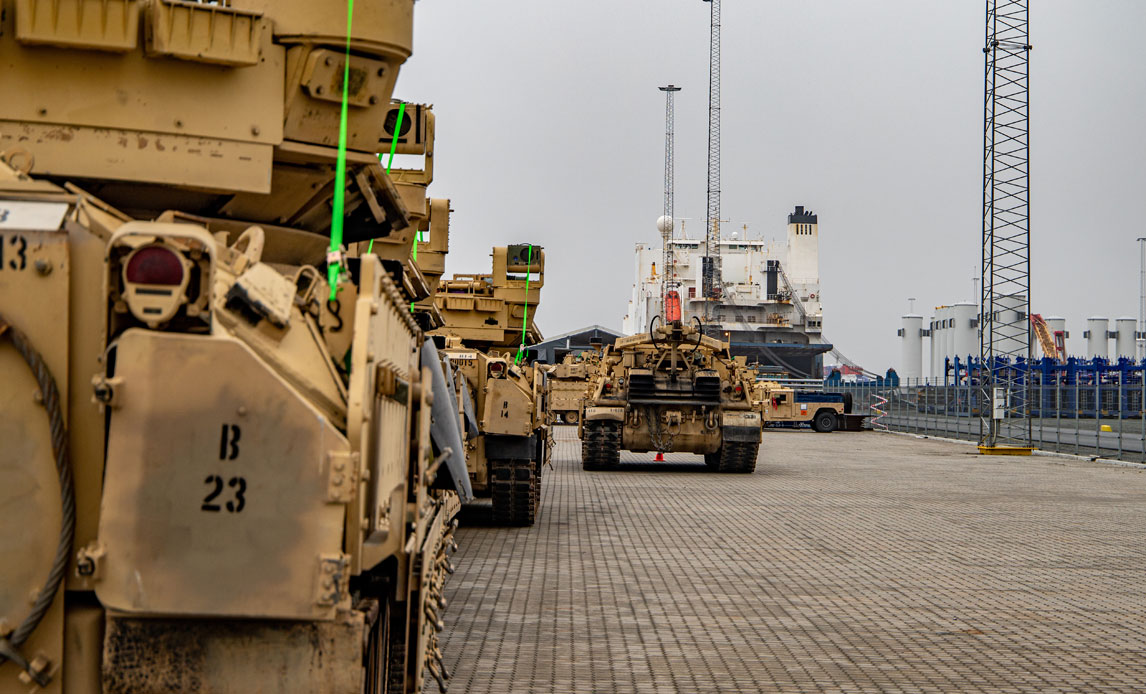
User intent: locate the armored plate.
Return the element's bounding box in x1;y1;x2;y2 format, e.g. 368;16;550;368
0;225;69;651
96;330;350;620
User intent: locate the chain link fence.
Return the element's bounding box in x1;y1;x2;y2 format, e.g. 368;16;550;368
834;377;1146;464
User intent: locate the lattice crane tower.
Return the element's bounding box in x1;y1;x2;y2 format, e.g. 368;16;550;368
658;84;682;321
701;0;722;317
979;0;1032;450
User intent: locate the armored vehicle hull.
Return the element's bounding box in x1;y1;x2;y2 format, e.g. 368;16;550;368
0;0;470;690
431;245;549;526
579;322;763;473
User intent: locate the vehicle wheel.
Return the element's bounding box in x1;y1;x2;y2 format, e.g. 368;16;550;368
713;439;758;473
582;420;620;471
813;410;838;433
565;410;579;424
490;459;537;526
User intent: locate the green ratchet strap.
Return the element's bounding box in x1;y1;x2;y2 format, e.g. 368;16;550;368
514;244;534;365
327;0;355;301
369;101;408;256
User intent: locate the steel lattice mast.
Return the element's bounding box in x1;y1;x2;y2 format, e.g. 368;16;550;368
979;0;1032;449
659;84;682;317
701;0;721;318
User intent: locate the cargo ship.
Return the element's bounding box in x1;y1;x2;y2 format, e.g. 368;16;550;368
623;206;832;378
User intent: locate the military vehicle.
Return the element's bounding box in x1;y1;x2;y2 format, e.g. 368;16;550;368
0;2;469;692
579;320;763;472
755;380;857;432
546;350;600;424
431;245;549;525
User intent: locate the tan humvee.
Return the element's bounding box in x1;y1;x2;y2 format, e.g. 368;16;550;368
0;2;466;692
755;380;850;432
430;245;549;525
579;321;764;472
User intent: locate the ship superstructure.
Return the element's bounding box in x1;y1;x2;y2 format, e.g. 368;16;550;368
623;206;831;377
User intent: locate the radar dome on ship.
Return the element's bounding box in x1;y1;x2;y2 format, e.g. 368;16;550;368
656;216;673;234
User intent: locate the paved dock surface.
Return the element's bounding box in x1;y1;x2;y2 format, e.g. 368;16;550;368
433;428;1146;693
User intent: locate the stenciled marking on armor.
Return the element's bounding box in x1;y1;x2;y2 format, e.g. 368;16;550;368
0;233;28;271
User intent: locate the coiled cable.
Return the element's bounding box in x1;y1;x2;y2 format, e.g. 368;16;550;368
0;315;75;685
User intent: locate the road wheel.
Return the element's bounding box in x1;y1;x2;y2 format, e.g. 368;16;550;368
565;410;579;424
813;410;838;433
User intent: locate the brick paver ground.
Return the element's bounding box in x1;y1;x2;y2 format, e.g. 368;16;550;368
432;428;1146;693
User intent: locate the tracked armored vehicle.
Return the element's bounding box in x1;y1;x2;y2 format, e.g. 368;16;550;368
579;320;763;472
431;245;549;526
0;2;468;691
545;350;599;425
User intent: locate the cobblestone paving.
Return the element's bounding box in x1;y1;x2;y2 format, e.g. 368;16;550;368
433;428;1146;693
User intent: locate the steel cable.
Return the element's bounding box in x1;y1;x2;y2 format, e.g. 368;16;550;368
0;316;76;679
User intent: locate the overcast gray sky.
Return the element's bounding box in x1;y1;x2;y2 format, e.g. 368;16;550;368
397;1;1146;372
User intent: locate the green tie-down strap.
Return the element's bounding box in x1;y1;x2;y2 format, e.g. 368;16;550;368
327;0;356;301
369;101;408;257
514;244;534;365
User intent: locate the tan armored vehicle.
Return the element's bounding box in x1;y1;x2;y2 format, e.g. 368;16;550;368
431;245;549;525
579;320;763;472
547;350;600;424
0;2;467;692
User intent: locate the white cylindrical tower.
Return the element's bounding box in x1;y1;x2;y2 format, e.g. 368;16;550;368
952;302;976;367
1086;317;1109;359
900;315;923;380
993;294;1026;355
930;306;951;381
1045;316;1067;357
928;315;939;381
943;306;955;377
1115;317;1137;359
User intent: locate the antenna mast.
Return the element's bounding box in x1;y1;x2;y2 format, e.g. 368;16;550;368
659;84;682;320
979;0;1032;450
701;0;722;319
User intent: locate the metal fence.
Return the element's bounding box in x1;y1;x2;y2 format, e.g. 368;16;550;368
835;378;1146;464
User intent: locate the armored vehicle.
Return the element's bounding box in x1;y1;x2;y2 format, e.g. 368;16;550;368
579;320;763;472
546;350;600;424
0;2;468;691
756;380;858;432
432;245;549;525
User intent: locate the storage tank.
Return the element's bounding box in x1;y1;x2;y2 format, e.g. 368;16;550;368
931;307;949;381
992;294;1027;354
952;302;977;366
928;316;939;381
1086;317;1109;359
944;306;956;377
1115;317;1137;359
1045;316;1067;357
900;315;923;381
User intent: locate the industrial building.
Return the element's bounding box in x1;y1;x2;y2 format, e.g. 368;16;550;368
529;325;623;364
